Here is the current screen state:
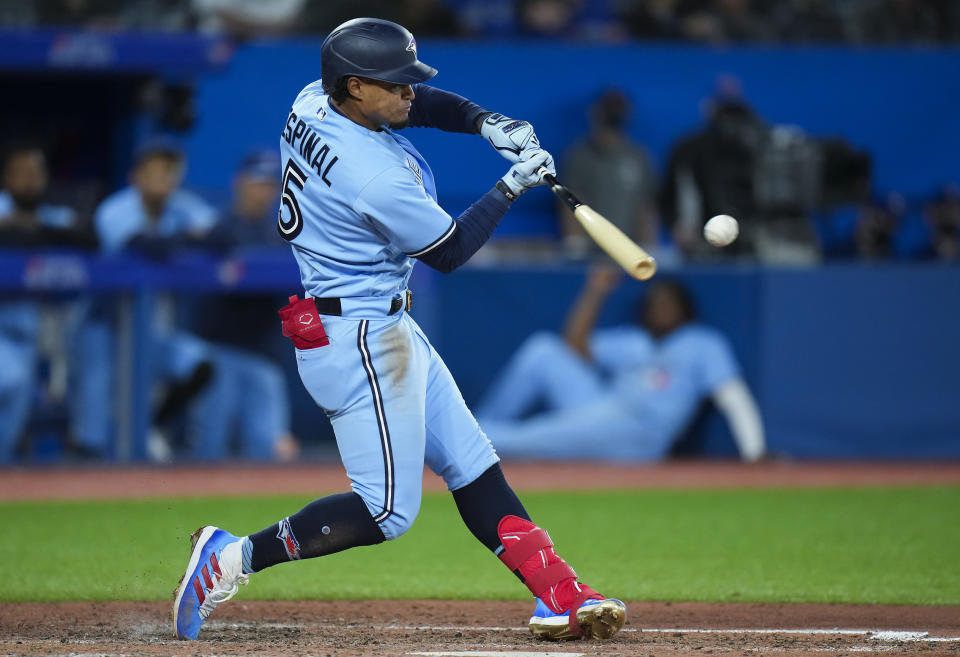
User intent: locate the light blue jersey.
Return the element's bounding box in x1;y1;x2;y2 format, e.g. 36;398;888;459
478;324;740;461
94;187;217;254
278;81;455;300
595;324;739;445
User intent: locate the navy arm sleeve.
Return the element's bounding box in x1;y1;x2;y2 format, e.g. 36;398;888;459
407;84;490;134
417;188;511;273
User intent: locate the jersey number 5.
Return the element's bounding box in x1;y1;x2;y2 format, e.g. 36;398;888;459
278;159;307;241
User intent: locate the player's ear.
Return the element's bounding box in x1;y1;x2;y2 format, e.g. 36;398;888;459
345;76;364;101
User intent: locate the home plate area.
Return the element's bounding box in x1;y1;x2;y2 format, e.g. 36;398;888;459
1;600;958;657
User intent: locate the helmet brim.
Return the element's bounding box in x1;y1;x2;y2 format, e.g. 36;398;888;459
368;59;438;85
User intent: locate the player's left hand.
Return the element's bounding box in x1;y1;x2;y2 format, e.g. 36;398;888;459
480;113;542;163
500;149;556;197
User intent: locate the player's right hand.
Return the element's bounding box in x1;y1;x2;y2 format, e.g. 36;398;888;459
500;150;556;197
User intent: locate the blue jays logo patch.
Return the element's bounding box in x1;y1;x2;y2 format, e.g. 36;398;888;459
406;37;417;55
276;517;301;560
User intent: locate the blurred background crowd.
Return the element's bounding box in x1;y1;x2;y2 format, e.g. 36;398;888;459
0;0;958;466
1;1;957;266
2;0;960;44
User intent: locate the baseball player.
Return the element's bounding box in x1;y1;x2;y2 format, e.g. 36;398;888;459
73;140;217;459
187;150;298;461
478;265;767;461
174;18;627;642
0;143;88;462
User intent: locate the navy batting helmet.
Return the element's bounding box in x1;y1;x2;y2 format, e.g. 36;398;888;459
321;18;437;94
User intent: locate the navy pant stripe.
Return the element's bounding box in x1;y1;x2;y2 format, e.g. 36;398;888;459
357;320;394;523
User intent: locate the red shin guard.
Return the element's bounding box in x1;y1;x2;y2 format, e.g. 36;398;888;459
497;515;602;636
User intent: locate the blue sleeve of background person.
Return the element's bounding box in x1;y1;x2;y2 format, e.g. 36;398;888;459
354;166;457;256
417;189;511;273
170;189;218;234
94;189;142;254
37;204;76;229
693;327;741;392
407;84;487;134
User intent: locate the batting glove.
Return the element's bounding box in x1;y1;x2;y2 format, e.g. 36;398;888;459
481;113;542;163
499;149;556;199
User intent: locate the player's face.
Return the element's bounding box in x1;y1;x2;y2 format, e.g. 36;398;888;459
234;177;278;220
133;155;184;205
3;151;47;210
643;286;687;338
357;79;415;129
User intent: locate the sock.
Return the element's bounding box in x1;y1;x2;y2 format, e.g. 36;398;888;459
241;536;254;575
452;462;530;552
245;492;385;572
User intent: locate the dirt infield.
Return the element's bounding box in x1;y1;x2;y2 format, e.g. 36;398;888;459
2;461;958;656
1;600;958;656
3;459;960;500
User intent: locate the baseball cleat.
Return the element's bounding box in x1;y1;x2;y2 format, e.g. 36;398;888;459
529;596;627;640
172;526;248;640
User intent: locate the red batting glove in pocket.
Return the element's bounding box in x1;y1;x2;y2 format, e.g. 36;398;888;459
278;295;330;349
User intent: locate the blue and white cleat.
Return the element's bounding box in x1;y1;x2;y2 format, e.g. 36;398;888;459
528;596;627;640
172;526;248;640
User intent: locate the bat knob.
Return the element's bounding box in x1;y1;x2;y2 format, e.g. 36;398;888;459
634;257;657;281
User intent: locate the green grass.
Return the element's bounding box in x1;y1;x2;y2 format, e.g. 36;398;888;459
3;487;958;605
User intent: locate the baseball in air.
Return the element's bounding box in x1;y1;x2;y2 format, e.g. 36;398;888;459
704;214;739;247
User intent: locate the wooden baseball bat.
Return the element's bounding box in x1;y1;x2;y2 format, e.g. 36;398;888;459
540;170;657;280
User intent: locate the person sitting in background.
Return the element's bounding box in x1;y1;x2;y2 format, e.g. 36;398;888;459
187;150;298;461
0;144;92;247
93;138;216;256
477;264;766;462
558;88;660;260
72;139;218;460
0;142;94;462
